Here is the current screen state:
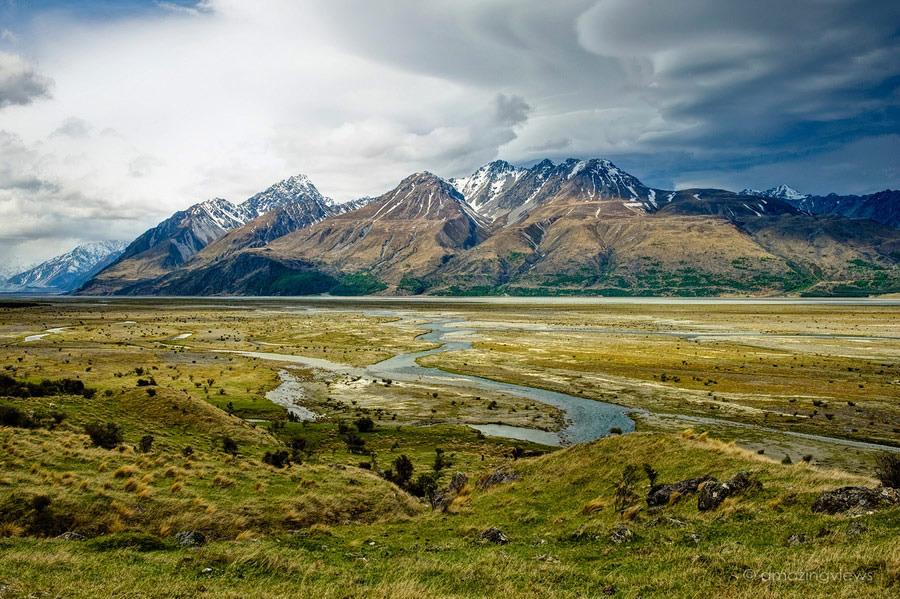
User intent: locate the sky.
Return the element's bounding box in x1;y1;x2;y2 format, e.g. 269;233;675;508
1;0;899;267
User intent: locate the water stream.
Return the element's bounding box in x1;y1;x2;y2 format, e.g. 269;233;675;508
224;305;899;452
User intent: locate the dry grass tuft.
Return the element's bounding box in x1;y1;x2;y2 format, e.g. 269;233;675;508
0;522;25;537
212;474;235;488
622;505;643;521
581;496;605;515
235;530;256;542
114;465;138;479
169;481;184;494
110;500;134;519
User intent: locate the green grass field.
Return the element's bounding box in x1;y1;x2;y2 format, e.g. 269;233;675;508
0;299;897;598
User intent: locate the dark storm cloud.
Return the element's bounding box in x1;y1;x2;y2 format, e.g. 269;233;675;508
310;0;900;193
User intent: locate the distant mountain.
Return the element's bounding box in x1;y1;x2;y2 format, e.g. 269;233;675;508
77;174;334;294
75;159;900;298
331;196;376;214
3;241;127;293
740;184;808;201
787;190;900;229
740;185;900;230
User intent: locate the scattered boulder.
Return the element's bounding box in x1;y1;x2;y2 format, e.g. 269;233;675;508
810;486;900;514
786;533;808;546
684;532;702;545
175;530;206;547
432;472;469;511
698;471;756;511
609;525;634;544
479;466;520;490
480;527;509;544
55;532;86;541
847;521;867;536
647;476;711;507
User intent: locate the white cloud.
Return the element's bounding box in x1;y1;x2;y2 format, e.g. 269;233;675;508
0;0;897;265
0;51;52;108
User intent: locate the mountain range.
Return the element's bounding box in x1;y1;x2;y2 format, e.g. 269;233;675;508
66;158;900;298
1;241;127;294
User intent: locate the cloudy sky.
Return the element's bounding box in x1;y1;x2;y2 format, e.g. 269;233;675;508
1;0;899;267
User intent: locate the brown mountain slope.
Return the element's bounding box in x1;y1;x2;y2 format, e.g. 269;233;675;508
256;172;488;284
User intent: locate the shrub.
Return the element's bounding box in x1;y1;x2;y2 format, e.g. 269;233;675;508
288;436;307;452
354;417;374;433
263;450;291;468
343;431;366;454
222;436;238;455
613;465;640;513
139;435;154;453
0;374;95;399
181;445;193;457
433;448;447;472
391;455;414;486
84;422;123;450
875;452;900;488
781;454;793;465
643;463;659;487
0;405;67;429
408;472;439;500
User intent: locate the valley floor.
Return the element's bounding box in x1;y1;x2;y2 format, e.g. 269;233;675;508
0;297;898;598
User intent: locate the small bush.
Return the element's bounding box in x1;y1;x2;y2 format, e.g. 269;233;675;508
343;431;366;454
263;450;291;468
390;455;414;486
433;448;447;472
84;422;123;450
613;465;640;513
181;445;193;457
875;452;900;488
354;417;374;433
139;435;154;453
222;436;238;455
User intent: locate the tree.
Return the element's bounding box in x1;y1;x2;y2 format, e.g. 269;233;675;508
392;455;414;486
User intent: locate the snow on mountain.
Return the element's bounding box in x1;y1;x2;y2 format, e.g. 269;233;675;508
740;184;808;201
330;196;375;215
449;160;527;220
240;174;332;218
451;158;657;224
4;240;128;292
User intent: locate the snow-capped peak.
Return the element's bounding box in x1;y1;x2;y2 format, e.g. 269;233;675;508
4;240;129;291
240;173;333;218
741;184;808;201
449;160;528;218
